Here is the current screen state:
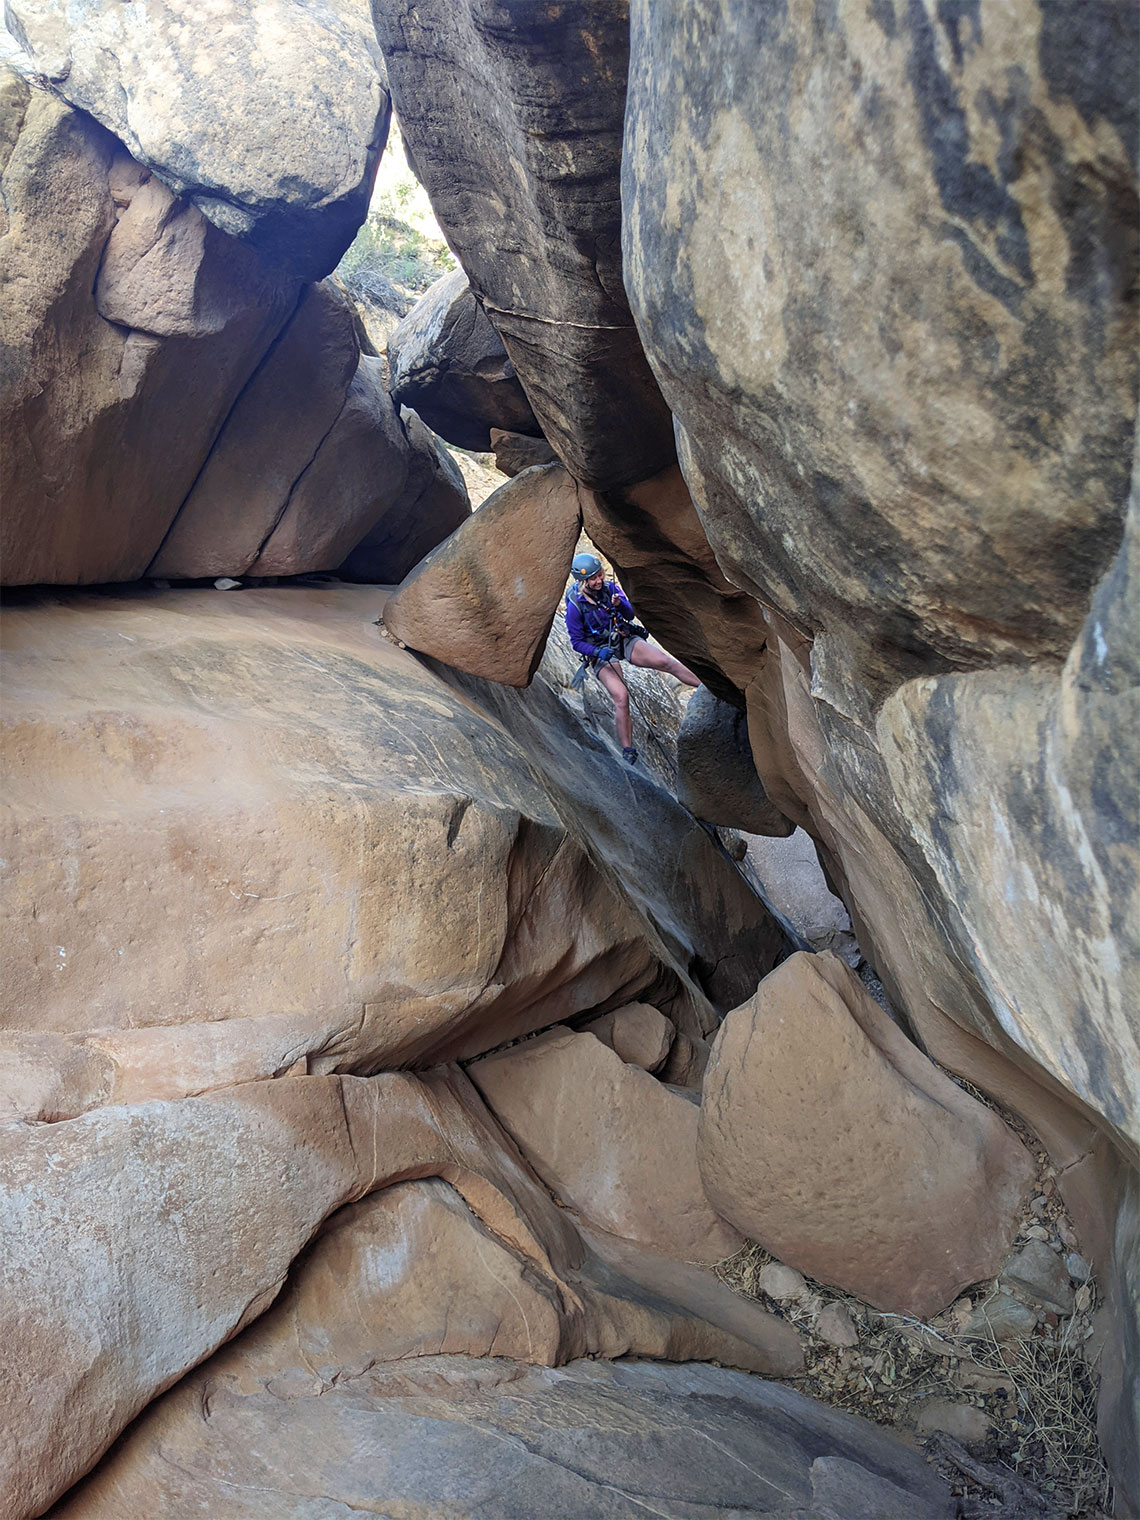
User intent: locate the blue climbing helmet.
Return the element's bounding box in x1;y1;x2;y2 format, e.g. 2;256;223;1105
571;552;603;583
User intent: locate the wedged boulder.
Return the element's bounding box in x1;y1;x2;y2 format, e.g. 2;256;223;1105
6;0;388;279
384;464;583;686
623;0;1137;687
581;1002;674;1072
677;686;795;836
149;280;361;578
491;426;558;477
338;407;471;583
0;1068;583;1520
388;269;542;450
699;953;1036;1318
53;1356;955;1519
0;77;299;585
469;1027;743;1263
0;586;669;1073
374;0;675;489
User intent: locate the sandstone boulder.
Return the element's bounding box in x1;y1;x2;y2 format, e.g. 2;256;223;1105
470;1028;742;1263
0;1068;583;1519
2;584;775;1089
388;269;542;450
624;0;1137;687
491;426;558;476
699;953;1035;1317
6;0;388;278
0;586;666;1074
384;464;582;685
168;1174;801;1387
374;0;675;488
53;1356;955;1519
581;1002;673;1073
149;280;361;578
243;357;466;578
878;488;1140;1146
677;685;795;836
0;78;298;585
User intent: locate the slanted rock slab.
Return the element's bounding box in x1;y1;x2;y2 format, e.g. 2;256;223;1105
53;1356;955;1518
698;952;1035;1317
384;463;583;686
469;1027;742;1263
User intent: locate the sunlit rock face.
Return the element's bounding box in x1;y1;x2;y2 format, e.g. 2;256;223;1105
5;0;388;279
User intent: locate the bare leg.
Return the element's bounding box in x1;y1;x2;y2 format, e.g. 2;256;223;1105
628;638;702;689
597;662;633;748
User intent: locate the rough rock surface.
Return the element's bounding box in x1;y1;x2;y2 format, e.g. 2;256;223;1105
878;489;1140;1144
1;585;777;1082
0;76;297;585
699;953;1035;1317
384;463;582;685
140;1173;801;1386
374;0;675;489
53;1357;955;1519
491;426;558;477
429;634;789;1021
624;0;1137;687
1;1068;586;1518
6;0;388;278
336;407;472;583
470;1028;742;1264
1;74;459;587
677;686;795;836
388;270;542;450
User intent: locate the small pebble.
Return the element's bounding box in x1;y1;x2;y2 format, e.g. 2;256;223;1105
757;1262;807;1304
1024;1224;1050;1241
815;1302;859;1349
915;1398;993;1449
1065;1251;1092;1283
214;577;242;591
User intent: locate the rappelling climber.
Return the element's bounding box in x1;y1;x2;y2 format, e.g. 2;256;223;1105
565;552;701;765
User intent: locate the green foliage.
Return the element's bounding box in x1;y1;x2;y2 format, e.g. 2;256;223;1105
337;130;456;310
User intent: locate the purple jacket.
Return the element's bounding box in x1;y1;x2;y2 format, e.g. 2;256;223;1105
565;580;637;660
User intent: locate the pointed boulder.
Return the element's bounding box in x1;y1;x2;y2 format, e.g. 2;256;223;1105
384;463;582;687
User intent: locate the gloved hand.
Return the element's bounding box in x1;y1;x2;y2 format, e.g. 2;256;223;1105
595;646;615;664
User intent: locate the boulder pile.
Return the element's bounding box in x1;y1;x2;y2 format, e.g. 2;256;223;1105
1;0;1135;1513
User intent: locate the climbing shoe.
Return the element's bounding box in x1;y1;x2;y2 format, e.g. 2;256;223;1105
622;746;639;766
